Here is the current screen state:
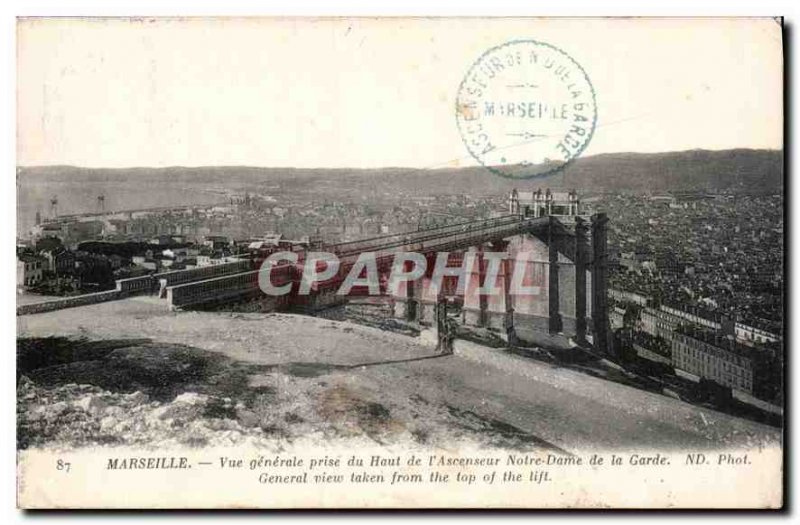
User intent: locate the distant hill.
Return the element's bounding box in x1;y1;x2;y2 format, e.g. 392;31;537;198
18;149;783;196
558;149;783;193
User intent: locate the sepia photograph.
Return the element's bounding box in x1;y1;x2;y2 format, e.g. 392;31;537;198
14;15;784;509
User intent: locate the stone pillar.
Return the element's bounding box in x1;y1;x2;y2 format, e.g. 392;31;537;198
591;213;609;354
548;218;562;334
391;259;418;322
506;235;548;337
574;217;588;344
463;246;486;327
392;267;408;319
479;267;489;326
484;240;511;331
414;276;437;325
501;256;518;345
308;286;348;312
417;254;441;325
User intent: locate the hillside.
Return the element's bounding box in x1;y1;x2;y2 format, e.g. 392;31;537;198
17;149;783;197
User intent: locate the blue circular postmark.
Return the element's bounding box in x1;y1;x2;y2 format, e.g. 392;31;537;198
455;40;597;179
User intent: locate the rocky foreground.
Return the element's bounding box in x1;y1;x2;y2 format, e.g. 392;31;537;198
17;298;781;452
17;338;557;451
19;379;254;450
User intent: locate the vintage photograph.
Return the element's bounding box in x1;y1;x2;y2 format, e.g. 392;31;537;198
15;17;783;508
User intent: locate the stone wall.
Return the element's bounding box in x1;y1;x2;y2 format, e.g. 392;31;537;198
17;289;122;316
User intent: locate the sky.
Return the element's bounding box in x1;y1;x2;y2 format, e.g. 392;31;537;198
17;17;783;168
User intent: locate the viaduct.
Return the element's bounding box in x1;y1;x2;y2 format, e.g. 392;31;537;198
18;202;610;353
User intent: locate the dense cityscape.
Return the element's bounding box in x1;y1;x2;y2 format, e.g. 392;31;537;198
17;182;784;415
604;193;783;333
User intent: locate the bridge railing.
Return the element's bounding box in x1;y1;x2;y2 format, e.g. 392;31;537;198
324;217;473;255
401;215;548;255
156;259;254;287
116;275;157;294
114;259;255;296
166;269;265;308
326;215;523;256
313;215;550;287
348;215;546;258
17;289;123;316
164;214;555;307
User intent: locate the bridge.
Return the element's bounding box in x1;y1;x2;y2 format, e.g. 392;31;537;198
161;213;608;352
18;212;609;352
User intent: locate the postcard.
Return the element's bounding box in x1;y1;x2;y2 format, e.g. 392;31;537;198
16;16;783;509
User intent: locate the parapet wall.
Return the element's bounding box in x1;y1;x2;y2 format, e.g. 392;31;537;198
18;261;259;316
16;289;122;316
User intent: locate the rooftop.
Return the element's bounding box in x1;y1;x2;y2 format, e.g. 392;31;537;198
674;324;761;360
